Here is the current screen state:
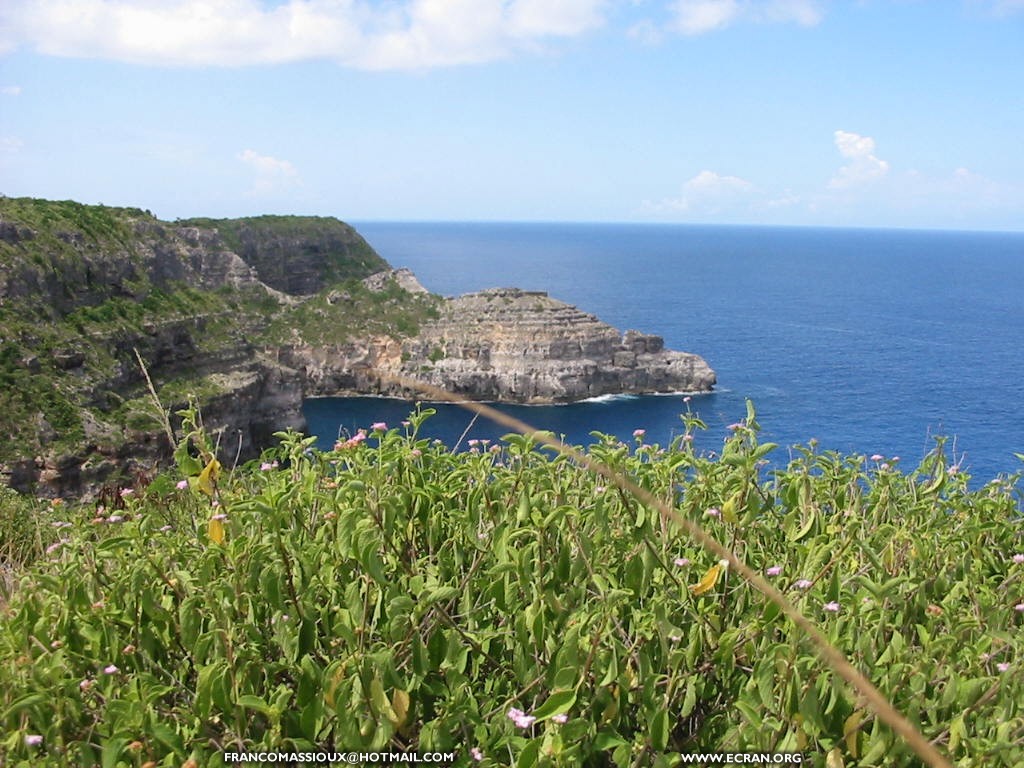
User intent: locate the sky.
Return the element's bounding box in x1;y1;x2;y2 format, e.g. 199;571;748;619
0;0;1022;230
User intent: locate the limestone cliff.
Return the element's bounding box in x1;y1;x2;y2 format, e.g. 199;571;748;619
392;288;715;402
0;197;714;498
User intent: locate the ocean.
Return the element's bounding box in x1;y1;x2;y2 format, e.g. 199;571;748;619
302;223;1024;482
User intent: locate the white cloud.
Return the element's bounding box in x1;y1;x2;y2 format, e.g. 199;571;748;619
828;129;889;189
0;136;24;154
238;148;299;195
626;18;664;45
668;0;821;35
646;169;755;214
984;0;1024;17
670;0;739;35
1;85;21;96
0;0;608;70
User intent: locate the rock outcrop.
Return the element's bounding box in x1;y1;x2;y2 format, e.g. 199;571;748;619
0;197;714;497
389;288;714;402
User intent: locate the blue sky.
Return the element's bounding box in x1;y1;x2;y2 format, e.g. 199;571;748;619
1;1;1022;229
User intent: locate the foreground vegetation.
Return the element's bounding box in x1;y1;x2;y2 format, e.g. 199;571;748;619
1;403;1022;766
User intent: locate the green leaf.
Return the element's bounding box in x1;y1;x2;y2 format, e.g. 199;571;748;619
2;693;47;718
149;723;185;756
101;737;129;768
594;730;628;751
649;707;670;751
533;689;577;721
237;695;274;716
518;738;542;768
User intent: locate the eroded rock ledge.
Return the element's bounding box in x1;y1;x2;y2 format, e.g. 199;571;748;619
389;287;715;402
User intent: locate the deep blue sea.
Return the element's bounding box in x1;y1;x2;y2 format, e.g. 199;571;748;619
303;223;1024;482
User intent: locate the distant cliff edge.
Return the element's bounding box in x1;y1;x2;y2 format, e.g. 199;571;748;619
0;197;714;497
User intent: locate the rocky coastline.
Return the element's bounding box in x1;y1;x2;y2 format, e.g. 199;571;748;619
0;198;714;497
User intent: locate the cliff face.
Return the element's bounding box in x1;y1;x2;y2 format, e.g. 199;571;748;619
391;289;715;402
0;198;714;498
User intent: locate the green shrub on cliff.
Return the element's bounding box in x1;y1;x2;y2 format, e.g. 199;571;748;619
1;404;1022;766
0;197;434;467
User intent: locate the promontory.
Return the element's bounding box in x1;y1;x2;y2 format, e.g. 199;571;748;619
0;197;715;497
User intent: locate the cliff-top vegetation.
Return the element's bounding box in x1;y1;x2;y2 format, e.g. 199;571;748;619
0;400;1021;766
0;196;437;474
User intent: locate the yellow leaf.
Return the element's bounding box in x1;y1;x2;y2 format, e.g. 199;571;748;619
825;747;845;768
208;517;225;545
844;711;863;758
197;458;221;497
689;559;729;596
721;491;742;523
794;714;807;751
391;689;410;727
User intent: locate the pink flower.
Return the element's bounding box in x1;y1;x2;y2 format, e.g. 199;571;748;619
159;524;172;532
468;439;479;447
410;449;422;458
633;429;646;438
372;422;387;431
470;748;483;762
870;454;884;462
552;713;569;724
106;514;124;523
705;508;721;517
260;462;275;471
211;513;227;521
103;664;119;674
947;465;960;476
1015;603;1024;612
823;601;841;613
682;434;694;442
674;557;690;567
490;445;501;454
997;662;1011;673
175;479;189;490
24;734;43;747
119;488;134;498
726;423;743;431
507;707;536;729
795;579;813;589
766;566;783;577
880;463;890;471
683;396;692;403
79;678;95;692
45;540;67;555
1012;554;1024;565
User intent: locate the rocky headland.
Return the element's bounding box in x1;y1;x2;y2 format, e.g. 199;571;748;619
0;197;714;497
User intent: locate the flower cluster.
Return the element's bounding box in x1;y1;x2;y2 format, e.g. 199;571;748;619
507;707;536;729
335;430;368;450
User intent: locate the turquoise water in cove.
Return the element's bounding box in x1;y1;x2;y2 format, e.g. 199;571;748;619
303;223;1024;482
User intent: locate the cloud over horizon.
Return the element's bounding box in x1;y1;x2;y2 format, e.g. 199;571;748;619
828;130;890;189
238;148;300;196
645;169;756;215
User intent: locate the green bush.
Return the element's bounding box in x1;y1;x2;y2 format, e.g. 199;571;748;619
1;405;1022;766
